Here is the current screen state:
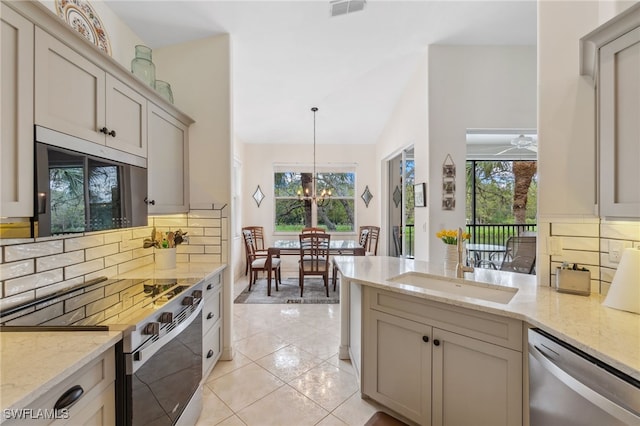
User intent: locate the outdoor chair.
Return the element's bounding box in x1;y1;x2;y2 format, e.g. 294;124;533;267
498;236;536;274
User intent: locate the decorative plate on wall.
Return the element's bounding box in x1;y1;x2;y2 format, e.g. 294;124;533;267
55;0;111;56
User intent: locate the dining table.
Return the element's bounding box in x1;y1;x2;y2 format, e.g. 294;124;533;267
265;238;365;295
466;243;506;268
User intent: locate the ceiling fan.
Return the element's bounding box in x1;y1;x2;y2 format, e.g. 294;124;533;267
496;134;537;155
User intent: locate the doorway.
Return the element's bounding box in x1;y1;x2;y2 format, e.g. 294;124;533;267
387;147;415;258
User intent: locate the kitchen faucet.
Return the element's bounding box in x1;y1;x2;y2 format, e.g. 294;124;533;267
456;227;474;278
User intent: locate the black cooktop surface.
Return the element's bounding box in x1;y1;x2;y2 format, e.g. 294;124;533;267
0;276;198;328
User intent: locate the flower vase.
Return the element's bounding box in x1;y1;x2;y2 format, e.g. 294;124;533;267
131;45;156;88
155;248;176;269
444;244;458;272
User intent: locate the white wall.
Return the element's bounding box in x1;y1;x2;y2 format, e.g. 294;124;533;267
153;35;233;208
426;45;537;263
241;143;377;245
376;54;428;258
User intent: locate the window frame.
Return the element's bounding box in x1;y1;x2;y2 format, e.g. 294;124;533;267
273;164;357;234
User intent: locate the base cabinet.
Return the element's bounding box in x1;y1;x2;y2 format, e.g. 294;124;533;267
202;271;223;379
3;346;116;426
362;288;522;426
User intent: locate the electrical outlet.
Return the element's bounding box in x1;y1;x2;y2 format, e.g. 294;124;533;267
609;240;632;263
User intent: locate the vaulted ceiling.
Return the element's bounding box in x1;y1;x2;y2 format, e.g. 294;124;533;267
105;1;537;146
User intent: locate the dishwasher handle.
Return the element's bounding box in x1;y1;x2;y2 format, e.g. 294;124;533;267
529;343;640;424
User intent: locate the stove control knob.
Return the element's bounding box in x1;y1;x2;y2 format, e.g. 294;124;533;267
182;296;195;306
159;312;173;323
143;322;160;335
192;290;203;299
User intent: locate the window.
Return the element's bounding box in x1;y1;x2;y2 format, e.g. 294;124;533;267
465;160;537;244
274;168;355;232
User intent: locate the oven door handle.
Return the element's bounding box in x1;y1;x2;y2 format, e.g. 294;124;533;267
529;343;639;423
129;302;203;374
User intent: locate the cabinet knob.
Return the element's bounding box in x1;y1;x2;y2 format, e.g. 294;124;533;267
422;336;429;343
108;129;116;137
99;126;108;134
144;197;156;206
207;312;214;320
207;284;213;290
207;349;214;359
433;339;441;346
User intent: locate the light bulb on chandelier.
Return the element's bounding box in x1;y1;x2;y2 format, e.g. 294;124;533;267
297;107;332;206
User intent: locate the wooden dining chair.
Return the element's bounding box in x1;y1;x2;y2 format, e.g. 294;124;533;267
242;230;281;293
241;226;267;275
359;225;380;255
332;230;367;291
301;227;325;233
299;232;331;297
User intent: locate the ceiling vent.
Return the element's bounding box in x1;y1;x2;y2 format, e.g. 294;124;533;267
330;0;366;17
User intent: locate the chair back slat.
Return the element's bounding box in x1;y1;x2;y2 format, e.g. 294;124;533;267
360;225;380;255
242;226;265;250
299;233;331;273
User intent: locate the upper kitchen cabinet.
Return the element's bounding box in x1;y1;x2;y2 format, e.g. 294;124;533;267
35;28;147;158
147;103;190;214
581;4;640;218
1;4;34;218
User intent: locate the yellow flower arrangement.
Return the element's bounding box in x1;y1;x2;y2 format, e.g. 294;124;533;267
436;229;471;245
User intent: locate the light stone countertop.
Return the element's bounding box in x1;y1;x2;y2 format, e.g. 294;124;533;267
334;256;640;381
0;262;226;416
0;330;122;416
116;261;227;281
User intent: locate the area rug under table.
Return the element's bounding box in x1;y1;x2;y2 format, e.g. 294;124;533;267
234;277;340;304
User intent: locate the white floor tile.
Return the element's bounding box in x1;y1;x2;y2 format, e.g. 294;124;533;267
208;363;284;411
237;385;329;426
289;362;359;411
204;279;367;425
256;344;324;383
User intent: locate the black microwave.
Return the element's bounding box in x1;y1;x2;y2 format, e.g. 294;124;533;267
34;127;148;237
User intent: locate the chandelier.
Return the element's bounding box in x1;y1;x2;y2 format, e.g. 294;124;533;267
298;107;332;206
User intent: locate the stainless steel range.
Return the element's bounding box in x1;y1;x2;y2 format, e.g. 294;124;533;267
0;276;204;425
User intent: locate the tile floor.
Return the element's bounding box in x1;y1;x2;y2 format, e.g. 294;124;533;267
196;275;384;426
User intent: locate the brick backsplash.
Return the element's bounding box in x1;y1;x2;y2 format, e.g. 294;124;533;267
547;218;640;295
0;205;228;312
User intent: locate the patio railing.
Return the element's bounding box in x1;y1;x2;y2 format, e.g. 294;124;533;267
465;223;537;246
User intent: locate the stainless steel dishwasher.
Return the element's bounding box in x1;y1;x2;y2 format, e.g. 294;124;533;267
528;328;640;425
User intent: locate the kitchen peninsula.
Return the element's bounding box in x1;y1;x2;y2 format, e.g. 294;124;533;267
334;256;640;425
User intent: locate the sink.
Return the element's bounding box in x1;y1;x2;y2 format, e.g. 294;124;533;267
387;272;518;304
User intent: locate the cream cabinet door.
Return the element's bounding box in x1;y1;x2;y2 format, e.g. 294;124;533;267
148;103;190;213
599;26;640;218
1;4;33;218
364;309;431;425
105;75;147;158
35;28;106;145
431;328;522;426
